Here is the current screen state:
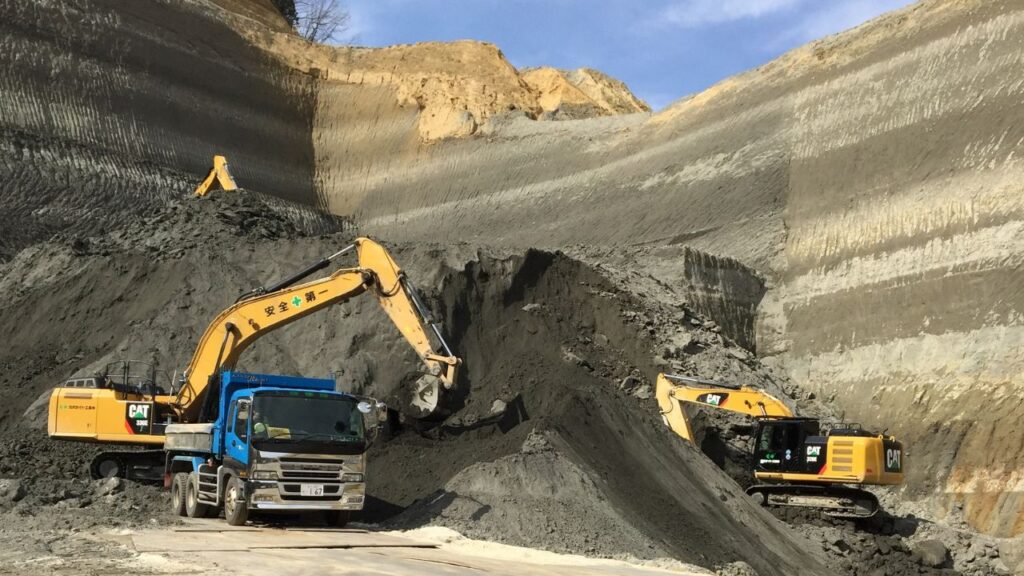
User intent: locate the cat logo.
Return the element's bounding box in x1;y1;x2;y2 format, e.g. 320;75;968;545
697;392;729;407
885;447;902;473
125;402;153;435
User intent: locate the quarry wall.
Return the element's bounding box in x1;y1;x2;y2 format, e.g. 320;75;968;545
0;0;319;259
2;0;1023;538
305;0;1024;535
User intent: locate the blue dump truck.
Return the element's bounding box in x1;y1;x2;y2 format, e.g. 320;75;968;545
163;371;384;526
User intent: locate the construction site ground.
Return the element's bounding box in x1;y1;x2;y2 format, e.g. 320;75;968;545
2;518;710;576
3;0;1024;575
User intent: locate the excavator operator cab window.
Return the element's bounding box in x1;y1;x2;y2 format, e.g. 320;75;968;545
753;419;819;473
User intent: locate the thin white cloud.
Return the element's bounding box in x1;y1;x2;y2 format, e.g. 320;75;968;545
659;0;804;28
776;0;915;45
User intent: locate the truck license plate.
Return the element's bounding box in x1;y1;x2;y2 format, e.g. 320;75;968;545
300;484;324;497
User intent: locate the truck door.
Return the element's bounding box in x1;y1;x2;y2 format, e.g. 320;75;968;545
225;399;250;468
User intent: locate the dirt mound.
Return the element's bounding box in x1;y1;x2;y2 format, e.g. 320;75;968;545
2;192;1014;574
0;195;829;575
0;427;171;528
358;249;828;574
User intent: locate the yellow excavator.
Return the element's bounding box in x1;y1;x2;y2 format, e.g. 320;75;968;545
194;155;238;197
48;237;461;479
656;373;904;518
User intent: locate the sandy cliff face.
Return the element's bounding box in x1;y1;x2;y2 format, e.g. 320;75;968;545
753;0;1024;536
302;0;1024;535
522;67;651;118
0;0;319;258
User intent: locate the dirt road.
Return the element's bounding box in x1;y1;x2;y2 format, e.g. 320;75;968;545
6;519;709;576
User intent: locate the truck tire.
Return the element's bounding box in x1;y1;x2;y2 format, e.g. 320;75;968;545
325;510;350;527
223;476;249;526
185;472;212;518
170;473;188;516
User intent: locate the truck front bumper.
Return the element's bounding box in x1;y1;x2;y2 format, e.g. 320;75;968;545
245;480;365;511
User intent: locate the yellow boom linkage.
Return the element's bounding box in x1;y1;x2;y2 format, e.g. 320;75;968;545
655;373;792;442
194;155;238;197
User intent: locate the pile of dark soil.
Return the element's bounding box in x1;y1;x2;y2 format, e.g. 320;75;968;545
0;426;174;560
361;249;825;575
0;195;827;575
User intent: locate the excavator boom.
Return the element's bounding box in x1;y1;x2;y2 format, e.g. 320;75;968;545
655;373;793;442
176;237;459;421
194;155;238;197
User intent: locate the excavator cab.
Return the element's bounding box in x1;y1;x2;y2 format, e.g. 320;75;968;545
94;360;171;397
752;417;823;475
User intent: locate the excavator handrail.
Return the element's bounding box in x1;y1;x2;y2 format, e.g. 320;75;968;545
173;237;460;421
661;373;743;390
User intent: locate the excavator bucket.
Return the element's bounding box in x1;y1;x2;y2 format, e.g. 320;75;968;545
194;155;239;197
411;374;445;416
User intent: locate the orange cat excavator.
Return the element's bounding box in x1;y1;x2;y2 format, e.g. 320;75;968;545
656;373;904;518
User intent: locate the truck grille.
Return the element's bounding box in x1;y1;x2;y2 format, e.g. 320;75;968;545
280;470;338;480
273;457;350;501
278;458;344;481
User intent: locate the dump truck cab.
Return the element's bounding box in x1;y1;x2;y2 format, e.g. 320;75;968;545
164;371;383;526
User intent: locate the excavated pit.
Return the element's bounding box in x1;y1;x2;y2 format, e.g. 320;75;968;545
0;195;824;575
0;195;1011;575
3;0;1024;546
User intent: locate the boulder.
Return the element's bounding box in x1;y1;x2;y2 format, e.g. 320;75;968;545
93;476;124;498
0;478;25;505
914;539;949;568
716;561;759;576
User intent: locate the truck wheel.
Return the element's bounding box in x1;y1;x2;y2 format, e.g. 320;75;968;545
185;472;212;518
224;476;249;526
325;510;350;527
170;473;188;516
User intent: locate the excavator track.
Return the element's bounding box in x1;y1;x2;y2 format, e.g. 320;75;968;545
90;450;165;482
746;484;880;519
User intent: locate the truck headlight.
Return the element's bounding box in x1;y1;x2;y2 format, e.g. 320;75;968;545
253;471;277;480
340;473;364;482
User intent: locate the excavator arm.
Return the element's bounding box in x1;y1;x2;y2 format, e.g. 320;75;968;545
194;155;238;197
655;373;793;442
174;237;460;421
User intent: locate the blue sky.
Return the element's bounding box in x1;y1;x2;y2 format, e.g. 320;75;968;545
342;0;916;110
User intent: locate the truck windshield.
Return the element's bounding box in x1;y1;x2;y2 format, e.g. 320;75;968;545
250;393;364;444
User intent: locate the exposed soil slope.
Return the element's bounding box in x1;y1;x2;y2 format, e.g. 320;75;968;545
0;194;828;575
2;0;1023;557
522;67;651;118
